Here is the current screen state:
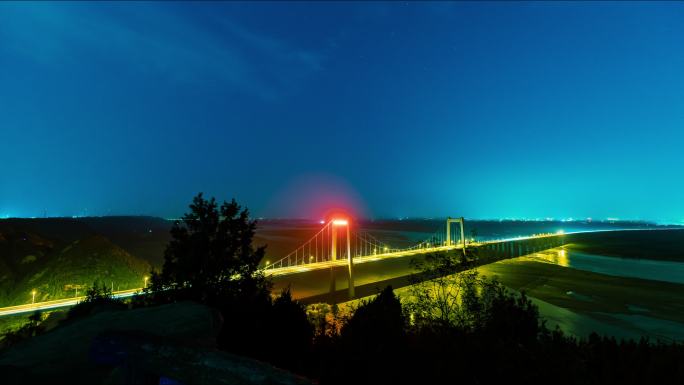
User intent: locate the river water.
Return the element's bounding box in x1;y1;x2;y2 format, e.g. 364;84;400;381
515;244;684;341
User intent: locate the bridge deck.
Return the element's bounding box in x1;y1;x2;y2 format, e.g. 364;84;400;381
267;245;461;276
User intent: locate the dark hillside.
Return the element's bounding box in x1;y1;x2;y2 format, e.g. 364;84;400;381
82;216;173;267
0;219;152;306
12;235;150;304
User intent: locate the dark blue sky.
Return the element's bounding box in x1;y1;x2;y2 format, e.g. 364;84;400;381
2;2;684;221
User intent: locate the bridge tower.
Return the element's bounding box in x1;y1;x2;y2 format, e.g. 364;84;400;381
446;217;466;257
330;219;354;299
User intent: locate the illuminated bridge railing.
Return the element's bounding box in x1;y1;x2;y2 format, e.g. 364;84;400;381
263;220;464;272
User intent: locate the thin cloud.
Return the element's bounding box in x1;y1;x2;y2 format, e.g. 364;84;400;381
0;3;325;101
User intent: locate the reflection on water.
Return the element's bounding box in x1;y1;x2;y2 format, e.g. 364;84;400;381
532;248;684;284
534;248;569;267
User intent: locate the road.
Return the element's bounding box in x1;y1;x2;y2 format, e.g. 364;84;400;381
0;289;141;317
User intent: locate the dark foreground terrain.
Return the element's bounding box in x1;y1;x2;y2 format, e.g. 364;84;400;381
0;301;311;385
2;209;684;384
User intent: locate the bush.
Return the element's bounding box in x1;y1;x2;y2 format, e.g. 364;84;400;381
268;289;314;370
340;286;405;352
217;288;313;374
317;286;407;385
0;312;44;349
66;279;125;321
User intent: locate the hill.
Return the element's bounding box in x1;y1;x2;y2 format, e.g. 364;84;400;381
80;216;173;267
0;219;151;306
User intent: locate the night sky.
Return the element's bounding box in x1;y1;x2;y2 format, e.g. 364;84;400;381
2;2;684;222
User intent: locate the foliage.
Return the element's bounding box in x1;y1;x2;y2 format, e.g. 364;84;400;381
142;194;317;371
216;287;313;373
306;274;684;385
66;279;125;321
0;311;45;349
306;251;684;384
340;286;405;350
313;286;407;385
147;193;271;305
407;251;478;327
267;289;314;370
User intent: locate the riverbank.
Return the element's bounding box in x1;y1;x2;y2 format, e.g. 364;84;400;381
476;256;684;341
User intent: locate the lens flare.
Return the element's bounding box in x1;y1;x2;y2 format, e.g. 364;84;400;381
264;173;367;220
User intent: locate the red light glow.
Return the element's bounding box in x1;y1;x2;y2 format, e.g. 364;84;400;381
264;173;367;220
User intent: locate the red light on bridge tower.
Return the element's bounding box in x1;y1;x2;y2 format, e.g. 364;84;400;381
329;217;354;299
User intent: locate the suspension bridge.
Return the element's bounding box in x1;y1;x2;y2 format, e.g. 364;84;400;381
263;217;467;298
264;217;563;299
262;216;564;299
0;217;568;316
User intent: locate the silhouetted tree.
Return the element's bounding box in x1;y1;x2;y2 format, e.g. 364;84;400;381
341;286;405;350
480;281;541;345
318;286;407;385
148;193;270;305
66;279;124;320
407;252;543;339
266;289;314;371
407;252;470;327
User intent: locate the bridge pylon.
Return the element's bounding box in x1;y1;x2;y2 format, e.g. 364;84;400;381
329;219;354;299
446;217;466;257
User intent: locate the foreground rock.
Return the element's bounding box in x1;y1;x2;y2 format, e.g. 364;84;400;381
0;301;312;385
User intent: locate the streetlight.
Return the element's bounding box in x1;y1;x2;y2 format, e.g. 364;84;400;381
144;276;148;288
31;290;36;304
